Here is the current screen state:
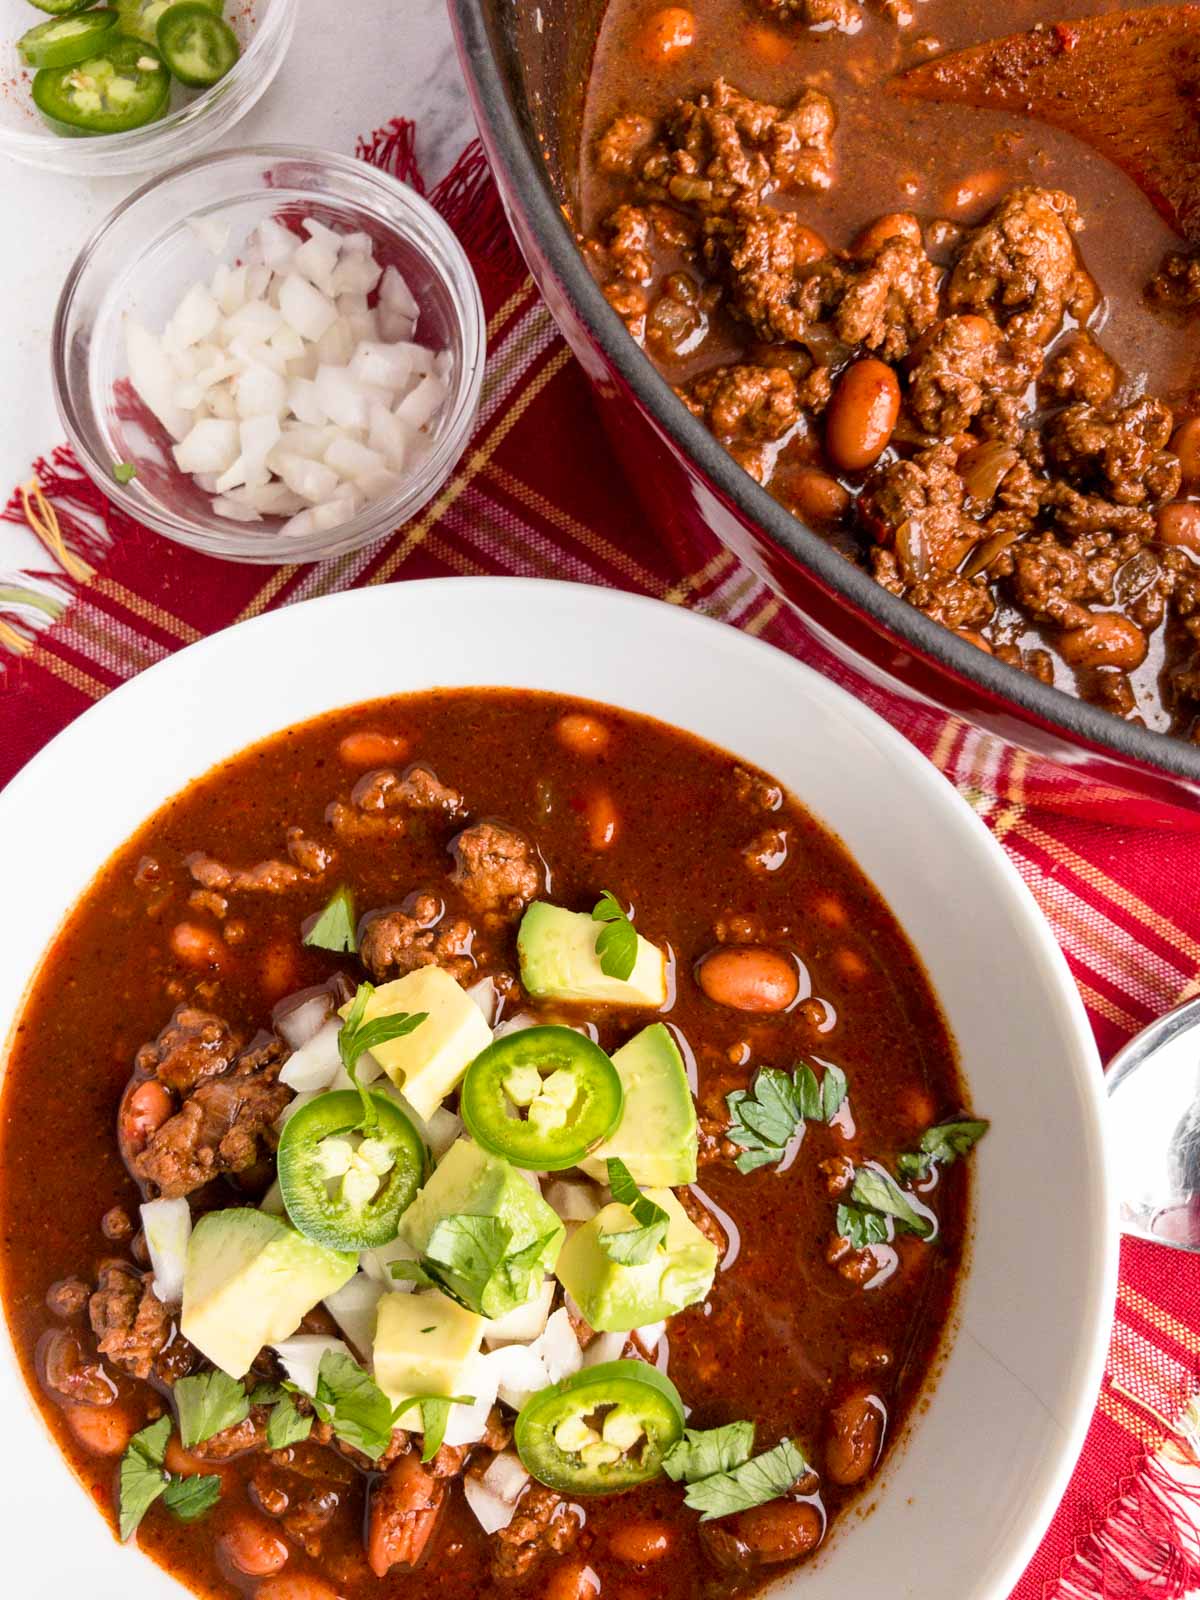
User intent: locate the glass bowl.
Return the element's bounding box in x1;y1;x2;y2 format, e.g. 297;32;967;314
51;145;486;564
0;0;297;176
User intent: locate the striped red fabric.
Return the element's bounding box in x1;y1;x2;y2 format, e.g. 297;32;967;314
3;124;1200;1597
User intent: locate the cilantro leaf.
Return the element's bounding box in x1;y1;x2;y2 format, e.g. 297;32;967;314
897;1118;989;1180
304;886;358;955
337;981;427;1129
309;1350;396;1461
663;1421;756;1484
392;1394;475;1462
422;1214;551;1319
266;1394;313;1450
118;1416;172;1541
247;1382;287;1407
602;1157;670;1263
682;1437;809;1521
726;1061;849;1174
592;890;638;981
835;1202;891;1248
161;1473;222;1523
389;1259;436;1288
175;1369;249;1450
849;1165;932;1239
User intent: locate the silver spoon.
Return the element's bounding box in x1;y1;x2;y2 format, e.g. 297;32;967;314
1108;993;1200;1251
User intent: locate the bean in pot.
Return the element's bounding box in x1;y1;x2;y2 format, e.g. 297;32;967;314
850;211;922;257
638;6;696;62
697;946;798;1011
777;465;850;524
610;1519;677;1563
825;360;900;473
1059;613;1148;671
545;1560;601;1600
1157;500;1200;555
1171;419;1200;488
825;1389;886;1486
221;1513;290;1576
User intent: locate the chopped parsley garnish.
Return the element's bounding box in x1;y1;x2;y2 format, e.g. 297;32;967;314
286;1349;397;1461
839;1164;933;1245
896;1118;989;1181
112;461;137;484
682;1437;809;1521
726;1062;848;1173
174;1368;249;1449
338;981;427;1129
391;1215;555;1320
835;1202;891;1249
117;1415;222;1541
602;1157;670;1264
392;1394;475;1461
265;1392;313;1450
304;886;358;955
592;890;638;981
663;1421;756;1484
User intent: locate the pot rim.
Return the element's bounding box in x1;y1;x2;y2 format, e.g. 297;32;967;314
450;0;1200;789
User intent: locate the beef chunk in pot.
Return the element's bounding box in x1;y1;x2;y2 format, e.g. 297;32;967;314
193;1407;269;1460
858;442;983;584
1040;334;1119;407
906;315;1040;437
681;362;824;448
46;1276;92;1318
755;0;862;27
359;893;476;984
1042;399;1181;508
39;1328;118;1406
703;201;832;344
133;1037;291;1199
135;1006;240;1094
366;1450;447;1576
1148;247;1200;313
948;187;1088;346
188;828;332;895
449;822;540;917
89;1261;194;1383
491;1483;583;1581
329;765;463;842
827;234;941;362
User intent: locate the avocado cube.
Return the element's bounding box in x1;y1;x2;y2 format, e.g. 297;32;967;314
554;1189;717;1332
518;902;667;1007
373;1288;484;1408
181;1209;357;1378
399;1138;565;1275
580;1023;697;1187
345;967;492;1121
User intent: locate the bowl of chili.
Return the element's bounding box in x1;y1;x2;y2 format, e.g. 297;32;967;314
0;578;1114;1599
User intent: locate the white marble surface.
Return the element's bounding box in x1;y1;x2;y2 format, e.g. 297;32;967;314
0;0;477;573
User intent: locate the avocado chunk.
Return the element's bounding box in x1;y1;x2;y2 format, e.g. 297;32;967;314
518;902;667;1007
344;967;492;1121
580;1024;697;1187
181;1208;357;1378
373;1287;484;1408
399;1138;565;1299
554;1189;717;1331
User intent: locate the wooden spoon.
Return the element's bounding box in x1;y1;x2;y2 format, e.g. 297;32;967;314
892;6;1200;242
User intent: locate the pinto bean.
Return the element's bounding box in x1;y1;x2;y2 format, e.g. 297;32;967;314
825;360;900;473
791;225;830;266
733;1499;823;1562
745;20;792;63
256;1578;340;1600
260;940;300;1001
1157;500;1200;555
1171;419;1200;488
585;790;619;850
778;465;850;525
697;947;798;1012
638;6;696;62
833;947;868;982
556;714;611;755
221;1513;289;1576
826;1389;886;1485
610;1520;676;1563
64;1401;137;1457
851;211;922;257
338;730;409;767
121;1079;174;1156
169;921;225;970
545;1560;601;1600
1059;612;1148;672
940;166;1006;216
166;1435;221;1478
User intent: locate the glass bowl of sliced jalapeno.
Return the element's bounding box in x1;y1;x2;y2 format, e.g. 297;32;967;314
0;0;297;173
51;144;486;562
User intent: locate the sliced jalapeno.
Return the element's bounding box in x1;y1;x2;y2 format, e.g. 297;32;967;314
32;35;170;134
515;1360;685;1493
460;1025;623;1172
19;8;118;69
114;0;220;45
156;2;240;88
27;0;96;15
277;1089;425;1251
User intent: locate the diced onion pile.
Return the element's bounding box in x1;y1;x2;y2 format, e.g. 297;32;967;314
124;216;451;539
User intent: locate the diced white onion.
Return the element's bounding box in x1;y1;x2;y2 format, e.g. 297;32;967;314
380;265;420;323
260;1178;286;1216
582;1330;628;1367
465;977;497;1026
360;1232;421;1290
271;1335;351;1397
483;1452;530;1503
483;1279;554;1348
425;1106;462;1160
634;1321;666;1354
279;1017;344;1091
141;1198;192;1305
485;1343;550;1411
323;1273;385;1362
540;1308;584;1383
544;1180;603;1223
464;1458;529;1534
174;418;239;475
280;273;338;342
277;991;335;1050
188;215;231;256
125;318;190;442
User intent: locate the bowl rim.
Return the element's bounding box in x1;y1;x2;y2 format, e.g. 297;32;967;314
449;0;1200;788
49;142;486;563
0;0;296;167
0;576;1116;1600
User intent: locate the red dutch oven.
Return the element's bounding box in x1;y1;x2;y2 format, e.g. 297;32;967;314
450;0;1200;827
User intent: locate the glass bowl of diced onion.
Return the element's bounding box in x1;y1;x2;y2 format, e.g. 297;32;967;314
0;0;297;176
51;144;486;563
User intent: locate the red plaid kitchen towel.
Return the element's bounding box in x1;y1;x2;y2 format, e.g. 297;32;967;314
4;121;1200;1598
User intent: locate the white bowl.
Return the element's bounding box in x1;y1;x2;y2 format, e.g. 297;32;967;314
0;579;1115;1598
